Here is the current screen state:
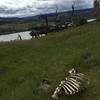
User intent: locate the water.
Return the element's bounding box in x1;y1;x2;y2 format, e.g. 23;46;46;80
0;31;32;42
87;19;96;23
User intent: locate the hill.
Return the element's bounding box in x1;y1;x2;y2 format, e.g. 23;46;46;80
0;22;100;100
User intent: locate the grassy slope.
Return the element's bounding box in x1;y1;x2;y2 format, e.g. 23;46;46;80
0;22;100;100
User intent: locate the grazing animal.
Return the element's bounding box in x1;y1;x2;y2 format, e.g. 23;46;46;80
30;30;39;38
52;68;89;100
30;26;48;39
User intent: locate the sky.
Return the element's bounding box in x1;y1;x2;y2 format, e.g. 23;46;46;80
0;0;94;17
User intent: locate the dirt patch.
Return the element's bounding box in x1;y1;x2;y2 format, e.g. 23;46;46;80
33;79;52;95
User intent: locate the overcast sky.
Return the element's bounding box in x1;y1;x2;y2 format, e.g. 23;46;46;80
0;0;94;17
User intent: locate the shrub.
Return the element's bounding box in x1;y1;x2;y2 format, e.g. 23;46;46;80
78;14;87;25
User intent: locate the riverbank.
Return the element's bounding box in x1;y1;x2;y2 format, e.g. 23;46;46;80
0;19;96;42
0;21;37;35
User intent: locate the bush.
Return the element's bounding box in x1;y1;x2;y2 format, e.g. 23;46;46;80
78;14;87;25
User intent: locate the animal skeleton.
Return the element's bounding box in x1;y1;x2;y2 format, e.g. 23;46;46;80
52;68;89;100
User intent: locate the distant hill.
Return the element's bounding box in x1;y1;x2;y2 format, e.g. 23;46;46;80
0;8;95;24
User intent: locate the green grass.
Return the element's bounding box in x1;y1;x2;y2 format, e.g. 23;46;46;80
0;22;100;100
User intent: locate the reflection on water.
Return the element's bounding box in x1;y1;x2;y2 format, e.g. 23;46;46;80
0;31;32;42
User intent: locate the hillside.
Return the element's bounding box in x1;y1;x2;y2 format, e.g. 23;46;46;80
0;22;100;100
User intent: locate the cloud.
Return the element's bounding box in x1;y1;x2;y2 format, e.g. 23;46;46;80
0;0;94;17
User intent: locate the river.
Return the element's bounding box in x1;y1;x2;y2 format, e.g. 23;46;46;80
0;31;32;42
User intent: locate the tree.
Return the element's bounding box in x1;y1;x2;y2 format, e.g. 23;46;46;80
55;5;59;26
94;0;100;20
71;4;75;20
40;14;49;27
70;1;76;21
